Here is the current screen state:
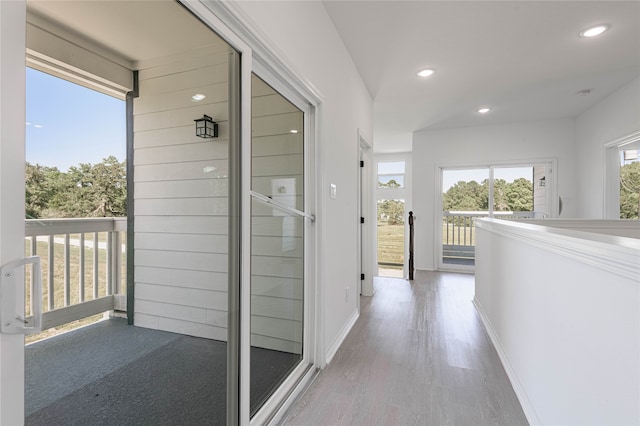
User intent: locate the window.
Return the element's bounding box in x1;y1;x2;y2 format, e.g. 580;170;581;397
604;131;640;219
620;149;640;219
378;161;405;188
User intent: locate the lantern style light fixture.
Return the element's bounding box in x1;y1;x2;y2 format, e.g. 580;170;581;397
194;114;218;138
539;176;546;187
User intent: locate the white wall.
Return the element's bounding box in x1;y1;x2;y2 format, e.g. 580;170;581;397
234;0;374;363
474;219;640;425
575;76;640;218
412;118;576;270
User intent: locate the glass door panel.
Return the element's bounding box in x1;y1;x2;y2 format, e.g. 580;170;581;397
24;2;237;424
493;166;535;218
250;74;305;415
441;168;489;268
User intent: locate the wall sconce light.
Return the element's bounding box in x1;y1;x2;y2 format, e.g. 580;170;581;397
539;176;546;187
194;114;218;138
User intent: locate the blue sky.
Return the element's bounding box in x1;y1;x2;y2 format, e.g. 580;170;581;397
26;68;126;171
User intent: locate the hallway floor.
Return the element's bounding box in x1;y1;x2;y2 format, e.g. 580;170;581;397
281;271;528;425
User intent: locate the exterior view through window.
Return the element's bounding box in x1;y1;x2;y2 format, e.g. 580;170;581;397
441;165;546;268
620;149;640;219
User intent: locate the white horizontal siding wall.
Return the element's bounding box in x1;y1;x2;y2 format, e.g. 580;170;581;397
133;43;230;341
533;166;546;216
251;76;304;354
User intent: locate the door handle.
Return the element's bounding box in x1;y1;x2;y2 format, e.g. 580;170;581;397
0;256;42;334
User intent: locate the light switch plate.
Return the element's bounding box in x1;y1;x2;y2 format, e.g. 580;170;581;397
330;184;337;199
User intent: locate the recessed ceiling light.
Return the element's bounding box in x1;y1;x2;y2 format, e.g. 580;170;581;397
579;24;610;38
417;68;436;78
290;129;299;134
477;107;491;114
192;93;206;102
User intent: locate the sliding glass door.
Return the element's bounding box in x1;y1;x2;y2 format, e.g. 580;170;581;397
249;74;311;417
440;163;550;270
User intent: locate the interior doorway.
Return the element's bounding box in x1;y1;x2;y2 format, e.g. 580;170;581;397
377;199;405;277
375;157;410;278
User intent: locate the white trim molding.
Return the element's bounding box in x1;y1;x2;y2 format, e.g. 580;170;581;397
475;218;640;280
324;309;358;365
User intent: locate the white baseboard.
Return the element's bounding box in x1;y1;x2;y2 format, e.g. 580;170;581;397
324;309;359;365
472;298;542;426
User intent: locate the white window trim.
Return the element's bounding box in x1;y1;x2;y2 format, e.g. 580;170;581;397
603;130;640;219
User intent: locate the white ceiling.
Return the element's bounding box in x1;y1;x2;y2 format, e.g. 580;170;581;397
323;0;640;152
27;1;640;154
27;1;222;69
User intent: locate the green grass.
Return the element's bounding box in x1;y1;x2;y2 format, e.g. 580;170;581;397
378;223;404;265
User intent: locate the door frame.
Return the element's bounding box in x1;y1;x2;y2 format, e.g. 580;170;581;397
374;153;412;278
0;1;28;424
358;130;374;296
603;130;640;219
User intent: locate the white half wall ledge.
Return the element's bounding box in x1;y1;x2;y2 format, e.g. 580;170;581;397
474;218;640;281
474;218;640;426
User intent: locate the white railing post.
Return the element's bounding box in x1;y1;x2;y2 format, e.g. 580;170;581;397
93;231;99;300
106;231;113;296
79;233;85;303
48;235;54;310
64;234;70;306
113;231;122;295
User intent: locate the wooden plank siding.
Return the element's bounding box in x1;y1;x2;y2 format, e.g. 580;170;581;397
133;45;231;342
250;76;305;354
132;49;306;354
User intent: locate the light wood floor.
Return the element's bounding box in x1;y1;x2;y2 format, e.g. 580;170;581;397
281;270;528;425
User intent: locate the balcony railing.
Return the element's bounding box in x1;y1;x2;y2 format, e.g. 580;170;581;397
442;211;536;264
25;217;127;332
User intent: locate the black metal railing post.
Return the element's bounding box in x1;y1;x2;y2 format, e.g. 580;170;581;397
409;211;414;280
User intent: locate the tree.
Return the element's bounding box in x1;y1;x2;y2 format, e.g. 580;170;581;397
25;157;127;218
25;162;51;219
86;156;127;217
443;180;485;211
443;177;533;213
506;178;533;212
378;200;405;225
620;161;640;219
379;179;401;188
491;179;509;211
